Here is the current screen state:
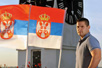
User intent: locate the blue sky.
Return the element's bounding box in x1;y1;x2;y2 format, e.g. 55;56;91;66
0;0;102;67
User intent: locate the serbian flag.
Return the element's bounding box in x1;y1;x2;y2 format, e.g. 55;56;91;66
0;5;29;49
28;6;65;49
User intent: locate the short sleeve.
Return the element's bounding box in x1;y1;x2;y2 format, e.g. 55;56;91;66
87;36;101;51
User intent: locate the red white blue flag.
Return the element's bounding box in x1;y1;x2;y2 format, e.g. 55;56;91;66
28;6;65;49
0;5;30;49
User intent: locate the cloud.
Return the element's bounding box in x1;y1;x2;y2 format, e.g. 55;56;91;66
0;0;19;6
0;2;7;5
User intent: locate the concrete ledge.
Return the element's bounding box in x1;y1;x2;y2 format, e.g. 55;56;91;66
62;45;76;50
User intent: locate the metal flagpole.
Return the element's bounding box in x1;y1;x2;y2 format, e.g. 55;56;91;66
25;3;32;68
58;9;66;68
53;0;58;8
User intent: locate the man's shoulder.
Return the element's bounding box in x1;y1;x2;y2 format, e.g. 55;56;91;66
88;35;99;43
87;34;101;50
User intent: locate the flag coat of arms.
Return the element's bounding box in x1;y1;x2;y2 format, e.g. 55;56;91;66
0;5;30;49
28;6;65;49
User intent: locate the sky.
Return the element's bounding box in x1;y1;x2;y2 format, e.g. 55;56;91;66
0;0;102;67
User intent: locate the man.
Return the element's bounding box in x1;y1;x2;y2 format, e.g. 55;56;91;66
76;18;101;68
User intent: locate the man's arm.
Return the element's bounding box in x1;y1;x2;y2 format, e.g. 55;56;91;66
88;48;101;68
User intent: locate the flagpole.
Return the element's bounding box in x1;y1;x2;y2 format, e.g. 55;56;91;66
58;9;66;68
25;4;32;68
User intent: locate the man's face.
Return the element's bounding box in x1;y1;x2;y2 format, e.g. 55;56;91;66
76;21;90;38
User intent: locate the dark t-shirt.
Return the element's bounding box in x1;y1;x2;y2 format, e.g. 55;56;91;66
76;32;101;68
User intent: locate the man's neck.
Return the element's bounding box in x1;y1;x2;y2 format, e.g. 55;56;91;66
80;32;90;40
80;36;84;40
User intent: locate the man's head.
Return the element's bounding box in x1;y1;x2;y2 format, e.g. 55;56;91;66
76;18;90;39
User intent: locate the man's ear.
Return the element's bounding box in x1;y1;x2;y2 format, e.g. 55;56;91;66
88;25;90;29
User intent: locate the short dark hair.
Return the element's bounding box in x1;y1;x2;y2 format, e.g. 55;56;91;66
77;18;89;26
